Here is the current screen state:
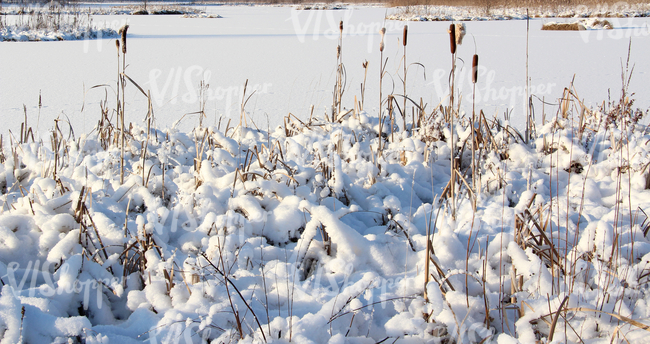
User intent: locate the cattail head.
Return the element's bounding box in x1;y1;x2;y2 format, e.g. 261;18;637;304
455;23;466;46
115;39;120;51
448;24;456;55
362;60;368;69
119;24;129;54
560;88;570;118
339;20;343;33
403;25;408;46
472;54;479;84
379;27;386;52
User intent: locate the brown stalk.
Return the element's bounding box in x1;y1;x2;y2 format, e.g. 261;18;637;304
446;23;461;219
449;24;456;55
402;24;408;132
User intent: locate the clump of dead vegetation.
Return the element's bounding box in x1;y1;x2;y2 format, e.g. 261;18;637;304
542;18;613;30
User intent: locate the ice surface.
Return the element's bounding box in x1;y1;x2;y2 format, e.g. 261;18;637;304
1;6;650;136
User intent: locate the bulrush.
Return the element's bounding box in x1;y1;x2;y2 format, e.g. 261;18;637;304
472;54;479;84
402;24;408;131
360;60;369;110
471;52;479;201
119;24;129;54
455;23;466;45
378;26;387;155
448;24;456;54
116;24;129;184
334;19;343;118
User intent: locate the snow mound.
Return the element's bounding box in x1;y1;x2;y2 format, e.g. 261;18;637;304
542;18;614;30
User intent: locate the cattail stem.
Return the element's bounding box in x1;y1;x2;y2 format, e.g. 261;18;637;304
361;61;368;111
115;39;123;184
332;20;344;120
388;95;394;143
403;24;408;133
448;23;457;220
378;27;386;157
525;9;531;144
472;53;479;200
118;25;128;185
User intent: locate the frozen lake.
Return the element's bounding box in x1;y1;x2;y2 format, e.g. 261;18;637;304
1;5;649;135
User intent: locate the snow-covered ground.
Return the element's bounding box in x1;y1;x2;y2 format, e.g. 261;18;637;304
0;24;118;42
0;5;119;42
387;3;650;21
2;70;650;343
1;4;650;344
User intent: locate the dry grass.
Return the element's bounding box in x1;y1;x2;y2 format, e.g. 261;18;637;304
387;0;649;7
542;19;613;30
387;0;650;20
542;22;584;30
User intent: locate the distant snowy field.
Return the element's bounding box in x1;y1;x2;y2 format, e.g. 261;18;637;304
1;5;649;136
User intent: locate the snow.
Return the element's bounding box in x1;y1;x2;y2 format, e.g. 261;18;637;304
387;3;650;22
0;26;118;42
1;3;650;344
0;3;119;42
1;100;648;342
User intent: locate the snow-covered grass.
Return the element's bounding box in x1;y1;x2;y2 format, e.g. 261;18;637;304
0;2;213;41
0;25;118;42
181;13;223;19
387;2;650;21
542;18;614;31
0;3;205;16
1;16;650;343
0;3;118;42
